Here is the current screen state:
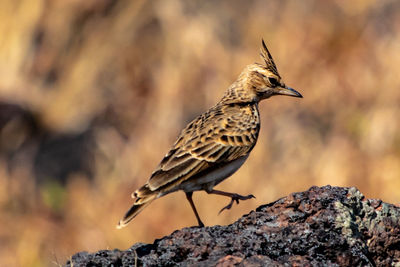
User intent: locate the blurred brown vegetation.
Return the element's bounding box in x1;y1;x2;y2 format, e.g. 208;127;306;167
1;0;400;266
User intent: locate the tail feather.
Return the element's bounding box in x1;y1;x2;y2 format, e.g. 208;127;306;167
117;184;157;229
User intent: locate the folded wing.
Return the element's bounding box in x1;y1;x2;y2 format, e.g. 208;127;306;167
146;104;258;192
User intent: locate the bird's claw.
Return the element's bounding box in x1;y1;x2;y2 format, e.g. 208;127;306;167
218;193;255;214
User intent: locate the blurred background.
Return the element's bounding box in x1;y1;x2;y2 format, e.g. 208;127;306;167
1;0;400;266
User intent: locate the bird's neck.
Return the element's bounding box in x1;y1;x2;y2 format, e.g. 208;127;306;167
219;81;259;105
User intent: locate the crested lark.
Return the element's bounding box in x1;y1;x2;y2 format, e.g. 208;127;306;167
117;40;302;228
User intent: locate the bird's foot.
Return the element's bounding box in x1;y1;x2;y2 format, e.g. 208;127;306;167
218;193;255;214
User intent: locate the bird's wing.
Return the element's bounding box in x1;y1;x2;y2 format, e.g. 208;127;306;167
146;104;259;191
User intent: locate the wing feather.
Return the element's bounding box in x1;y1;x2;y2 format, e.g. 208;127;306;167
148;157;200;190
146;103;259;192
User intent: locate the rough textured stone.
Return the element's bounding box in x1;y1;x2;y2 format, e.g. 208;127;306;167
66;186;400;266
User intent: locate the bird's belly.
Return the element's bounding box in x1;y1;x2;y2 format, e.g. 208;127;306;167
179;155;249;193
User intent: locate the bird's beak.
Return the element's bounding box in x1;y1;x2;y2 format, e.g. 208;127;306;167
274;86;303;98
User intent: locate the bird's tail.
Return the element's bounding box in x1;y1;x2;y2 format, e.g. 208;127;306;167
116;184;157;229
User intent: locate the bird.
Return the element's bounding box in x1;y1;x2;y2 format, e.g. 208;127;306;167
117;40;302;229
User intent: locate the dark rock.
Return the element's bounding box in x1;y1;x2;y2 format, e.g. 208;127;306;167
66;186;400;266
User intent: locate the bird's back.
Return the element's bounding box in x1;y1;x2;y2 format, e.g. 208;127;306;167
142;101;260;196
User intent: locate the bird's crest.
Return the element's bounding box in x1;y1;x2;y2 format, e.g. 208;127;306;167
260;39;279;77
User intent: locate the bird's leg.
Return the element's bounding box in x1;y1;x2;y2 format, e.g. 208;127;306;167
185;192;204;227
207;189;255;214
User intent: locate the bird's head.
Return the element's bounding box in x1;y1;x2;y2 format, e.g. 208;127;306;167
222;40;302;104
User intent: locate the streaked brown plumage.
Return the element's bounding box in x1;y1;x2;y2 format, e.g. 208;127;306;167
117;40;302;228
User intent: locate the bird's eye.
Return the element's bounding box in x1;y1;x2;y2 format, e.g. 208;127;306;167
268;77;278;87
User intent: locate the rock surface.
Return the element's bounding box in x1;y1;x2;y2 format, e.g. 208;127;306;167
66;186;400;266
